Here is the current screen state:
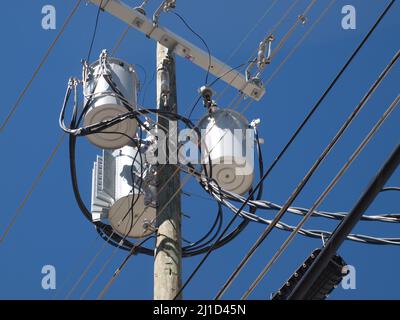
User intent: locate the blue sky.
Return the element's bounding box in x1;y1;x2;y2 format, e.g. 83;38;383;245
0;0;399;300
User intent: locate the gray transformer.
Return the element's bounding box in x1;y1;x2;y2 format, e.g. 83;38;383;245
83;50;139;149
91;145;156;239
198;109;255;196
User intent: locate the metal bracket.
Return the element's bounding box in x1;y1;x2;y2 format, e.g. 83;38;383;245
133;0;150;16
153;0;176;27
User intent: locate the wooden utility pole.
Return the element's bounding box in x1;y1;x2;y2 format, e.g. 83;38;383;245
154;42;182;300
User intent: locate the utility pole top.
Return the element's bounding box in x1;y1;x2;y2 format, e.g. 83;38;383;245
88;0;265;101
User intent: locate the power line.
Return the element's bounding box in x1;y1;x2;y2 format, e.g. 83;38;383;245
0;1;132;245
173;11;212;86
172;0;396;300
241;94;400;299
0;0;82;133
0;134;66;243
65;232;111;299
381;187;400;192
225;0;279;63
87;0;105;61
239;0;321;114
216;46;400;300
43;0;396;302
53;234;100;300
96;236;155;300
214;0;303;104
189;1;310;125
265;0;337;86
288;144;400;300
79;245;120;300
218;0;316;114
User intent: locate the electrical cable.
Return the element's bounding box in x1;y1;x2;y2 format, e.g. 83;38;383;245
381;187;400;192
241;94;400;299
225;0;279;63
0;0;137;244
0;133;66;243
215;0;302;103
240;0;321;114
174;1;397;299
186;60;255;118
215;46;400;300
63;57;247;257
0;0;82;132
64;232;110;299
66;74;246;257
79;243;120;300
96;236;155;300
53;233;101;300
112;26;131;55
173;11;212;86
265;0;337;86
215;195;400;246
87;0;104;62
60;0;400;300
65;0;324;258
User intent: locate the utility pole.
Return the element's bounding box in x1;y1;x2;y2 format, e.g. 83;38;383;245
154;42;182;300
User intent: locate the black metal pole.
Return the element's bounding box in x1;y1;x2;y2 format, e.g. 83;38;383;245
288;144;400;300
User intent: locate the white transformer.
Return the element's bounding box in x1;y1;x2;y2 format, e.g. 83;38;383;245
83;50;139;149
198;109;254;196
91;145;156;238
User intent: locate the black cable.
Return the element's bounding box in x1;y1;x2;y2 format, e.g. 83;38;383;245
87;0;104;62
66;73;152;253
187;95;203;120
183;201;223;252
216;47;400;299
141;69;156;106
175;0;397;299
65;70;246;257
135;63;147;94
173;11;212;86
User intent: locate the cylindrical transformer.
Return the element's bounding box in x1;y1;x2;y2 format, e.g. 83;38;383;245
198;109;254;195
91;145;156;238
108;145;156;238
83;50;139;149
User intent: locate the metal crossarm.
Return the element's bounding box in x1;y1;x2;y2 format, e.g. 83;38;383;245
88;0;265;101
